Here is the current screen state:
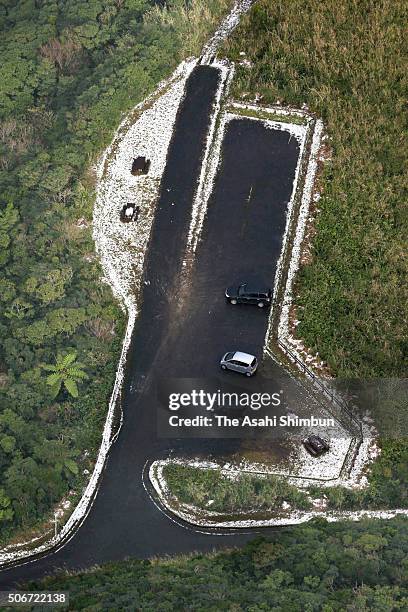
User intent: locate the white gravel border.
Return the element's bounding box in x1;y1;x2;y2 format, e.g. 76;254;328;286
150;459;408;528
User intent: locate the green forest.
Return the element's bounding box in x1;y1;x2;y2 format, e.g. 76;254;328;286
19;518;408;610
0;0;230;541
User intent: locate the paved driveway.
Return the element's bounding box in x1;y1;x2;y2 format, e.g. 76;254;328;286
0;67;305;587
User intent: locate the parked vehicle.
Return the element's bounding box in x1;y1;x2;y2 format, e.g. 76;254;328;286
220;351;258;376
303;434;330;457
225;283;272;307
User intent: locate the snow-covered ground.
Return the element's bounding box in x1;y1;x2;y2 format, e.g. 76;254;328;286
0;0;259;569
276;119;327;366
0;0;392;565
94;59;196;312
182;102;359;483
187;101;309;253
186;61;233;253
201;0;256;62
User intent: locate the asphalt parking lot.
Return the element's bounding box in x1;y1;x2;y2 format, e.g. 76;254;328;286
165;116;299;378
0;67;307;586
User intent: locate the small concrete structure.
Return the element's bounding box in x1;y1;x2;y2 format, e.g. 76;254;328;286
131;156;150;175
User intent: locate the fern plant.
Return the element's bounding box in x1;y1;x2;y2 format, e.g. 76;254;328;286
42;352;88;398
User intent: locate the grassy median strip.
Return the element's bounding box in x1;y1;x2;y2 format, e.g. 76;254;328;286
163;464;311;514
163;453;408;517
226;104;308;125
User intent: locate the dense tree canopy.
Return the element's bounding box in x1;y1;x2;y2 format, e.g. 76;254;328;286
0;0;230;540
24;518;408;610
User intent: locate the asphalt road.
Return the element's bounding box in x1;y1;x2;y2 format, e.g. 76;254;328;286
0;65;302;587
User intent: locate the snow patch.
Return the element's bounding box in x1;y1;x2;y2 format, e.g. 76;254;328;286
201;0;256;62
187;61;233;252
276;120;324;351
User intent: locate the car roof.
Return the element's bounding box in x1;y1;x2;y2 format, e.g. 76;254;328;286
309;435;323;442
243;284;270;294
232;351;256;365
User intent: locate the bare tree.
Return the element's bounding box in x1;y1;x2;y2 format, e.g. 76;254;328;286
0;119;35;153
39;34;82;72
85;318;116;340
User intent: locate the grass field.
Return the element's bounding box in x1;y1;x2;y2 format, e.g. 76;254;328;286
162;458;408;516
224;0;407;378
163;463;311;515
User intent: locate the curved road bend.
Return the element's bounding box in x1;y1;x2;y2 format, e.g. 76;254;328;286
0;65;302;587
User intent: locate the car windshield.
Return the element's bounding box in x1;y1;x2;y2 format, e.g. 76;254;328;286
311;437;323;448
251;358;257;367
238;284;247;296
225;352;235;361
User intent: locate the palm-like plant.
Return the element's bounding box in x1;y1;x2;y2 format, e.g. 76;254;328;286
42;352;88;398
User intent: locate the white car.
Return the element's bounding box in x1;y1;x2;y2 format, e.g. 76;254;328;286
220;351;258;376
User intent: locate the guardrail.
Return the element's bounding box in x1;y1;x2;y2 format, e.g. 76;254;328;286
276;339;363;437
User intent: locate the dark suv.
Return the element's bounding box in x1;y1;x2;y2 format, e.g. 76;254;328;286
225;283;272;308
303;435;330;457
